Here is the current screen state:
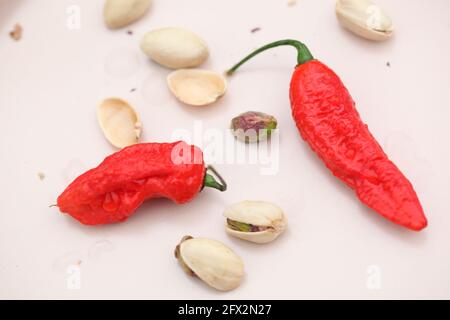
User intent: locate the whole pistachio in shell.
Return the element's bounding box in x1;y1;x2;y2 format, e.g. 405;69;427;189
231;111;277;143
140;27;209;69
174;236;244;291
224;201;286;244
336;0;393;41
104;0;151;29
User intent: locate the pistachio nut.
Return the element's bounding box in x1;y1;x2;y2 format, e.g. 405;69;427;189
231;111;277;143
104;0;151;29
335;0;393;41
97;98;142;148
140;27;209;69
224;201;286;244
167;69;227;106
174;236;244;291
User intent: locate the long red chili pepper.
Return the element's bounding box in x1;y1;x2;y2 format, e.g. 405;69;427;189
57;141;226;225
227;40;427;231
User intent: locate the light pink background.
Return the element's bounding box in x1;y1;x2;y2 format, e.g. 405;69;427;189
1;0;450;299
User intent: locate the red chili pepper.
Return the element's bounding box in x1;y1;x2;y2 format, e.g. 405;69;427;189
227;40;427;231
57;141;226;225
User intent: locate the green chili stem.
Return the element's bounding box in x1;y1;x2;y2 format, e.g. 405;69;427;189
226;39;314;75
202;166;227;192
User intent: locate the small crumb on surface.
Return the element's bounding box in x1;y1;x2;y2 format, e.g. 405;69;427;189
287;0;297;6
9;24;22;41
127;30;133;35
251;27;261;33
37;172;45;181
130;88;137;92
386;61;391;67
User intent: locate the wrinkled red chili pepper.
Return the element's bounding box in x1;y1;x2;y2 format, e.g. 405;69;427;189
57;141;226;225
227;40;427;231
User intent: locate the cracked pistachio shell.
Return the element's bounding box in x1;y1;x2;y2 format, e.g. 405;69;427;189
336;0;393;41
97;98;142;148
167;69;227;106
104;0;151;29
176;237;244;291
140;27;209;69
224;201;286;244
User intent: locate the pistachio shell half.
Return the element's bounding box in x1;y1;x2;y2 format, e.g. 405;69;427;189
140;27;209;69
336;0;393;41
175;236;244;291
104;0;151;29
224;201;286;244
167;69;227;106
97;98;142;148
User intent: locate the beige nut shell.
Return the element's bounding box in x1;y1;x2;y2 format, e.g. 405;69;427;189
224;201;287;244
167;69;227;106
104;0;151;29
179;238;244;291
97;98;141;148
336;0;393;41
140;27;209;69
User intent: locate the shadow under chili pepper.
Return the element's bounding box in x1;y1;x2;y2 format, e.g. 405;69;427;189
355;203;429;245
293;135;429;243
127;199;192;231
60;198;179;236
67;191;228;238
295;134;355;191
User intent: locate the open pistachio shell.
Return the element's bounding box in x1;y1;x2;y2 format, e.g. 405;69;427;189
140;27;209;69
167;69;227;106
336;0;393;41
97;98;142;148
224;201;287;244
175;236;244;291
104;0;151;29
